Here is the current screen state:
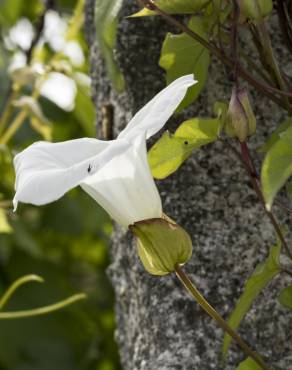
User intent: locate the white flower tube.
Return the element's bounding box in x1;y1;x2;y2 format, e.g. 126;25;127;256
81;134;162;226
13;75;197;226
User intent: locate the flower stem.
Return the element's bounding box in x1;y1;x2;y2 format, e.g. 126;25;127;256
280;266;292;278
0;109;28;145
0;88;19;136
0;274;44;310
0;293;86;319
174;264;270;369
256;20;286;92
231;0;240;86
239;141;292;260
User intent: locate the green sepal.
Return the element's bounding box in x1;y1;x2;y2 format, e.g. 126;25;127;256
130;217;192;276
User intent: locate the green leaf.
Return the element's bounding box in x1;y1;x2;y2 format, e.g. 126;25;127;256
0;0;41;27
66;0;85;41
261;125;292;209
148;132;193;179
73;83;96;137
278;286;292;310
131;0;209;16
258;117;292;153
159;16;210;110
286;180;292;199
95;0;125;91
222;241;281;356
175;117;220;139
236;357;263;370
148;117;220;179
0;209;12;234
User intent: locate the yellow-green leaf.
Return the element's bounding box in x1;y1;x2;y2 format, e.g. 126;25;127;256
261;125;292;210
278;286;292;310
148;132;194;180
148;117;220;179
159;16;210;110
131;0;209;16
236;358;263;370
175;117;220;140
222;241;281;356
258;117;292;153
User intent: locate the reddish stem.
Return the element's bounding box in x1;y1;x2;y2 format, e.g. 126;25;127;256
240;141;292;260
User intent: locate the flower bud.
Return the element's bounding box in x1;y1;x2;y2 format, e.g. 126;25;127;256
129;217;192;276
239;0;273;21
225;87;256;142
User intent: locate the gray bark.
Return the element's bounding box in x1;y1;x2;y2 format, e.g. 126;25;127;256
85;2;292;369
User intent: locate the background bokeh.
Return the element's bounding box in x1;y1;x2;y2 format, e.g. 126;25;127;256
0;0;122;369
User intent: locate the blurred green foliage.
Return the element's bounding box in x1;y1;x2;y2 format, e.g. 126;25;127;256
0;0;121;369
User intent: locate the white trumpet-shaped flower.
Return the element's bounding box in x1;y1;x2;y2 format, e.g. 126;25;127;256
13;75;197;227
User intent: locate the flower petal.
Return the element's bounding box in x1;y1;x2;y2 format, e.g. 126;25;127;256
81;134;162;227
13;138;129;210
118;74;197;141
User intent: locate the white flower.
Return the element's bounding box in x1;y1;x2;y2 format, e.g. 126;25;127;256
13;75;197;227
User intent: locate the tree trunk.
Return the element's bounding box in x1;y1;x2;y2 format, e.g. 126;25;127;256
84;1;292;369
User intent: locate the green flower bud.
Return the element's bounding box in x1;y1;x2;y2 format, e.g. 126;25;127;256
130;217;192;276
225;87;256;142
239;0;273;21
